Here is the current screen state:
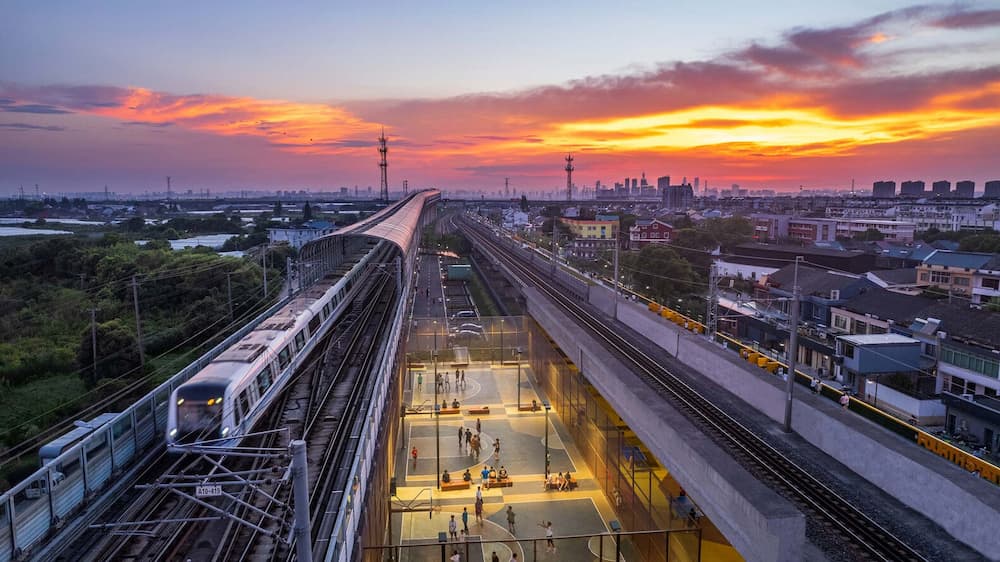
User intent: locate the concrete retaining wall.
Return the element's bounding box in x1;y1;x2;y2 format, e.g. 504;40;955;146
609;290;1000;558
526;287;806;562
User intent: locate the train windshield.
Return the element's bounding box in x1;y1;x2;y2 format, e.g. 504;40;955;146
175;382;227;443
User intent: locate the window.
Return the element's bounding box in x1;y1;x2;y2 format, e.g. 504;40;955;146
930;271;950;284
855;320;868;334
983;278;1000;290
843;343;855;359
308;316;321;335
277;346;291;370
294;331;306;350
236;391;251;425
954;277;969;286
256;368;272;395
941;346;1000;379
919;272;929;282
323;303;331;317
949;376;966;394
833;315;848;330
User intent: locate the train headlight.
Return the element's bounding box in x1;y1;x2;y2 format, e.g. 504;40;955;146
221;427;230;436
169;428;177;437
176;398;184;406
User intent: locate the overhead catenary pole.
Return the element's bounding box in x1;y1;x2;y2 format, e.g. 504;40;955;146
131;275;145;367
262;245;268;298
705;262;719;340
783;256;803;433
290;440;314;562
551;211;558;277
613;238;620;319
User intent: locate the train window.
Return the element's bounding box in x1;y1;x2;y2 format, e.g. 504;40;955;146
308;315;321;335
323;303;331;317
294;331;305;350
277;346;291;370
256;369;272;395
237;391;250;425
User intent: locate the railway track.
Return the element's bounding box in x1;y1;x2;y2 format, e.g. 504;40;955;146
460;215;927;562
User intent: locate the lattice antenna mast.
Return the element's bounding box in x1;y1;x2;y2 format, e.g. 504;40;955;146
378;127;389;202
505;177;510;197
565;154;574;201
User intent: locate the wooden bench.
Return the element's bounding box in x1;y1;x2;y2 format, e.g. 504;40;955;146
439;408;460;415
468;406;490;415
441;480;470;491
517;405;541;412
485;477;512;489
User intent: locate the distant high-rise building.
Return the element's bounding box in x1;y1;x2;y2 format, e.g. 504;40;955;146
657;176;670;191
985;180;1000;199
872;180;896;198
954;180;975;198
624;177;630;192
631;178;638;191
664;182;694;209
640;172;648;187
900;180;925;197
932;180;951;197
694;177;700;191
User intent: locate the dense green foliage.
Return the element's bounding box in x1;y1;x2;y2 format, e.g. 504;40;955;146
0;234;279;450
917;228;1000;252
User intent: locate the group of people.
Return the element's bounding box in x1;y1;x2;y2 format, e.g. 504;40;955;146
477;464;509;482
458;425;485;457
544;469;572;491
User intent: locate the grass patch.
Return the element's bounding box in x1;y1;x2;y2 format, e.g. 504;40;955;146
467;268;500;316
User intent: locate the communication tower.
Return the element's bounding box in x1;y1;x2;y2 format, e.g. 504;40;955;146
378;127;389;202
565;154;574;201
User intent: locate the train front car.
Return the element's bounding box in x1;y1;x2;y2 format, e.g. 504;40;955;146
167;378;230;446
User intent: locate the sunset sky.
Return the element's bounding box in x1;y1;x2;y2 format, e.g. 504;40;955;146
2;1;999;195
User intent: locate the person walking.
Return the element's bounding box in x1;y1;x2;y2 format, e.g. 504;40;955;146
475;418;481;434
810;377;821;394
417;372;423;391
448;515;458;540
458;426;464;446
461;507;470;533
450;550;460;562
491;552;500;562
541;521;556;553
475;485;483;503
460;369;466;388
506;505;516;534
411;446;418;469
465;428;472;451
474;496;484;523
840;393;850;410
480;465;490;486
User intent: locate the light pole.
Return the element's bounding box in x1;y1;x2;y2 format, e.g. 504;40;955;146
435;403;441;490
516;347;523;410
543;400;551;473
499;318;505;365
433;320;438;353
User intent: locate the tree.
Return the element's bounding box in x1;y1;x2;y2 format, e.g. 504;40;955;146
626;245;702;303
854;228;885;242
77;319;142;387
519;195;529;212
303;202;313;221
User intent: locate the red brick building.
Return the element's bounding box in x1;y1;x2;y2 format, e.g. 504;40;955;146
629;218;674;249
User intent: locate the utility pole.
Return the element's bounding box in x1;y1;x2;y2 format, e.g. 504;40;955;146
551;211;558;277
783;256;803;433
131;276;145;367
90;308;98;382
613;238;620;319
78;273;87;291
226;272;234;321
378;127;389;203
403;179;408;196
705;262;719;340
286;256;293;298
565;154;574;201
166;176;172;201
262;245;269;298
505;177;510;198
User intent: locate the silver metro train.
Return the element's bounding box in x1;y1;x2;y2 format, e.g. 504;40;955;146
167;240;390;448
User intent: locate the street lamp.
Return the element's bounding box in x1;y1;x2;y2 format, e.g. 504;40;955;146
433;320;438;353
543;400;551;473
516;347;523;410
499;318;505;365
435;403;441;490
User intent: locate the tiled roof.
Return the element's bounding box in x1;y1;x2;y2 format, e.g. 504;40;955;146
922;250;994;269
840;288;935;323
766;264;865;297
869;268;918;285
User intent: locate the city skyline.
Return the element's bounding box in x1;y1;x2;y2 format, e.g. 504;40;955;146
2;1;1000;193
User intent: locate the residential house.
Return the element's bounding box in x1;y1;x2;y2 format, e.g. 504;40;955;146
560;215;619;260
915;250;995;299
628;218;674;250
